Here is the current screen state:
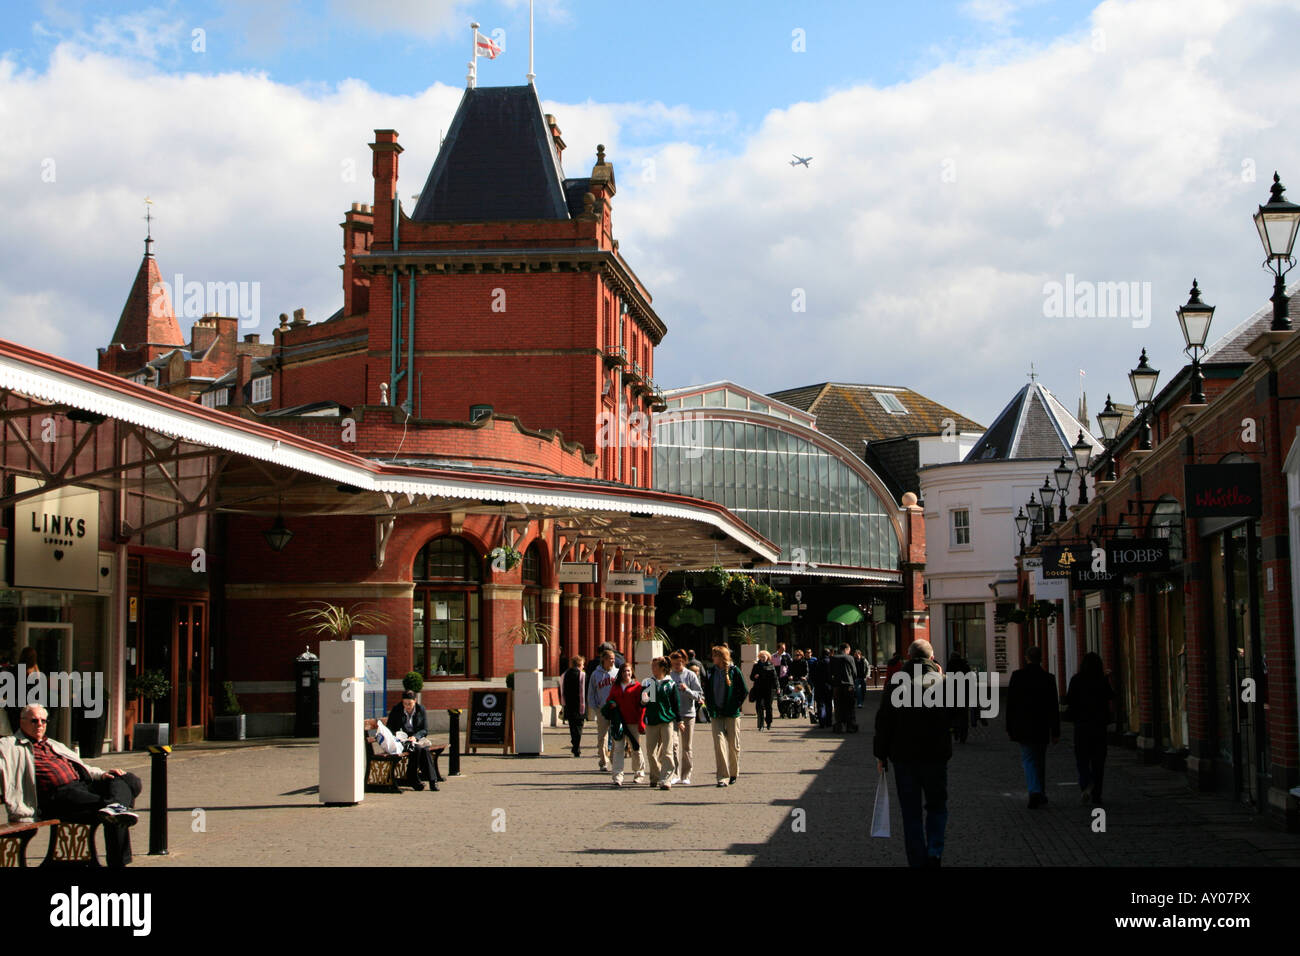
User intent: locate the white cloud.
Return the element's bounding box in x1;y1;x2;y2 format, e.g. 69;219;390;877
1;0;1299;431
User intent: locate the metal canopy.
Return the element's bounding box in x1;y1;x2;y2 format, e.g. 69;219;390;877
0;341;778;571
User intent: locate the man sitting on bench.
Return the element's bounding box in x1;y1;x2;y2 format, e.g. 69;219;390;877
365;709;437;792
0;704;142;866
385;691;438;791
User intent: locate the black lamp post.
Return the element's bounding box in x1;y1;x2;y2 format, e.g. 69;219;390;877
1129;348;1160;451
1097;394;1121;481
1072;430;1093;505
1254;172;1300;332
1026;493;1041;546
1014;506;1029;554
1176;279;1215;405
1040;476;1056;536
1053;456;1072;521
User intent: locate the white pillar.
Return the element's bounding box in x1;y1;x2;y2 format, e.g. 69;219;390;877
740;643;760;715
513;643;544;755
634;639;663;682
319;640;364;805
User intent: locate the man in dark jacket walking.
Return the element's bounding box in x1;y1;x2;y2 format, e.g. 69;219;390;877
828;643;858;733
1006;645;1060;808
873;639;953;867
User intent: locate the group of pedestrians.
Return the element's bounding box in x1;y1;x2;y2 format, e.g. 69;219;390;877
559;643;748;788
874;638;1117;867
762;643;866;732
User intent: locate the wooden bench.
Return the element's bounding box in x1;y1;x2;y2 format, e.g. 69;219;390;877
0;820;58;867
42;820;104;867
363;741;446;793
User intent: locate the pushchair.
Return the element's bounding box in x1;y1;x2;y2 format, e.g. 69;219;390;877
778;682;809;719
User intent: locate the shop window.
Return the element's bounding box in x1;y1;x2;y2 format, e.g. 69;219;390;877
944;602;986;670
1149;497;1184;563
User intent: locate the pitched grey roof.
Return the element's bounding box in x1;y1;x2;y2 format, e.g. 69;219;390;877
1202;282;1300;363
964;382;1101;462
410;85;571;222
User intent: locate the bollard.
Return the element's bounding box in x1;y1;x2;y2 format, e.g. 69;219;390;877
147;745;170;855
447;709;461;776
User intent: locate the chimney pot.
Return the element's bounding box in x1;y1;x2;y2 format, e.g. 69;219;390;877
292;308;307;327
244;333;260;344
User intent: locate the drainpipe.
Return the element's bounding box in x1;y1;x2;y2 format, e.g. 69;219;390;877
405;269;416;415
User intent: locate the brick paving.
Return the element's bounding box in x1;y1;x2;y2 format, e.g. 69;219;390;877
31;692;1300;866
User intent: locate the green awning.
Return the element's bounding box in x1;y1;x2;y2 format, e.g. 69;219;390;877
738;605;786;626
668;608;704;627
826;604;864;626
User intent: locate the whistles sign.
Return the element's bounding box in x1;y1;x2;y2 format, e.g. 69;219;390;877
1184;464;1261;518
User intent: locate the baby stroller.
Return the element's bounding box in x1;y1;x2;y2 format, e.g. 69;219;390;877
778;682;809;719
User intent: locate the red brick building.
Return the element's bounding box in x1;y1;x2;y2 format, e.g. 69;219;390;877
1025;288;1300;831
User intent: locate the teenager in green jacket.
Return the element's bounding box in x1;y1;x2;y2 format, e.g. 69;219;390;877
642;656;683;789
704;645;747;787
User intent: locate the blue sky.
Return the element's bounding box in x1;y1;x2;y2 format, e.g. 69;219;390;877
8;0;1101;148
2;0;1298;433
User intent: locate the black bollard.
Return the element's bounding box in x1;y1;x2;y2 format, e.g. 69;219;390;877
147;745;170;856
447;709;461;776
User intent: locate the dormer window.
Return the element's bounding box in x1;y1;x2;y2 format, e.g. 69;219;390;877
873;391;909;415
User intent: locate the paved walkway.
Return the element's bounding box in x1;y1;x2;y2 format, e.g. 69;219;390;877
37;693;1300;866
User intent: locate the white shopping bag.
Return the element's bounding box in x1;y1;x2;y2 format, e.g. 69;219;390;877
870;770;891;838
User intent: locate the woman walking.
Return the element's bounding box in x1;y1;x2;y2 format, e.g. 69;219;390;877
605;662;647;787
1065;652;1115;806
643;656;683;789
704;645;747;787
749;650;778;731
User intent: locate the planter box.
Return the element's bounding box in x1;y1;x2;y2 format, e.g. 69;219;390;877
210;714;247;741
132;723;170;751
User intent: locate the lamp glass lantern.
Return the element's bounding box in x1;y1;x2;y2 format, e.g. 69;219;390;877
1129;348;1159;405
1072;430;1093;470
1097;395;1121;442
1025;493;1041;523
1176;280;1215;351
1255;172;1300;266
263;514;294;552
1014;507;1029;537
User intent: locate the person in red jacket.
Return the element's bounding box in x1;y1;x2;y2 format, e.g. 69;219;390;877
606;662;648;788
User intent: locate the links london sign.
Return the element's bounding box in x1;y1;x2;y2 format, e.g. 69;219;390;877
11;476;100;591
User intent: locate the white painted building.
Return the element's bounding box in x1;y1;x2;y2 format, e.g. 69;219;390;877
920;382;1102;680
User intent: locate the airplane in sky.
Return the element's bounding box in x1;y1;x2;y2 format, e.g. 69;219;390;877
790;155;812;168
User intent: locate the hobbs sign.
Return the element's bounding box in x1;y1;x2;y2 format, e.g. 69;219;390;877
1105;538;1170;574
12;476;99;591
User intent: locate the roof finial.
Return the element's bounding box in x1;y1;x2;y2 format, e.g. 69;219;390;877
596;144;606;165
143;196;155;257
526;0;536;84
1028;362;1037;383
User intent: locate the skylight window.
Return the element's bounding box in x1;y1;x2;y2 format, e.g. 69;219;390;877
873;391;909;414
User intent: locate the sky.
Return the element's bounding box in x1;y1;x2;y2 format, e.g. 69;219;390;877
2;0;1299;428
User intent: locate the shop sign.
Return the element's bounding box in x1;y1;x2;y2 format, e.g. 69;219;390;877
11;476;99;592
605;572;647;593
558;562;597;583
1071;563;1120;588
1041;545;1089;578
1184;464;1261;518
1105;538;1170;573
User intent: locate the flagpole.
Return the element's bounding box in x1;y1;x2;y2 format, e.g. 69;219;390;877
468;20;479;89
527;0;535;84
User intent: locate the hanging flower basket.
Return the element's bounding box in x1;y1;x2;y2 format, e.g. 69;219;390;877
704;565;730;589
677;589;694;607
488;544;523;572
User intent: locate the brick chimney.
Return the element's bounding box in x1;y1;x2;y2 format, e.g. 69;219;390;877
342;202;374;317
232;353;253;407
545;113;565;165
370;129;403;249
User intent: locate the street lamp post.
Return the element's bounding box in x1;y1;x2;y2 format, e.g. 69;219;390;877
1097;394;1122;481
1026;493;1041;547
1072;430;1093;505
1015;506;1029;555
1129;348;1160;451
1053;456;1072;522
1176;279;1215;405
1254;172;1300;332
1040;476;1056;537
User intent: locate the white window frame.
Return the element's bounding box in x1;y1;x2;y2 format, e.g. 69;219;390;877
950;507;972;549
250;377;272;404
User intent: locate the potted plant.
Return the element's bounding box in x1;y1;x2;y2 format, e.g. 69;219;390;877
677;588;694;607
402;671;424;694
211;681;246;741
635;625;674;653
128;669;171;750
290;601;389;640
488;543;523;573
726;574;751;605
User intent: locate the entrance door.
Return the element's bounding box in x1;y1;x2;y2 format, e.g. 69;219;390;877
174;602;207;744
19;622;73;747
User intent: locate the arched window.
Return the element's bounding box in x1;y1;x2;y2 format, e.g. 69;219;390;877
521;543;542;624
413;536;481;678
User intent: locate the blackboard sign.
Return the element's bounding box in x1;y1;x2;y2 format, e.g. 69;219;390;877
1185;463;1261;518
466;688;513;754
